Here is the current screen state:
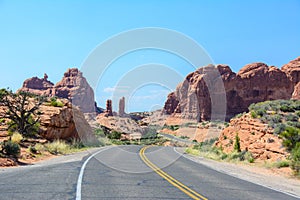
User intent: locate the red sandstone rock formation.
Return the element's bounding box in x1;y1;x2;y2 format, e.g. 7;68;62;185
215;114;287;161
163;57;300;121
55;68;95;113
19;73;55;96
19;68;96;113
119;97;125;117
105;99;113;117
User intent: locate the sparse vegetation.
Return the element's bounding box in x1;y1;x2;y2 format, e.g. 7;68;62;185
0;89;45;137
49;97;64;107
186;138;254;163
234;133;241;152
44;140;71;155
10;132;23;144
0;140;20;158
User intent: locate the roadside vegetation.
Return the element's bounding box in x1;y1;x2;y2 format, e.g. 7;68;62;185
94;124;169;146
185;100;300;176
0;89;103;164
249;100;300;176
185;138;254;163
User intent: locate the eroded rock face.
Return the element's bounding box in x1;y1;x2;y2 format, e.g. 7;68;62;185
20;74;55;96
215;114;287;161
39;100;96;142
163;57;300;121
55;68;95;113
19;68;96;113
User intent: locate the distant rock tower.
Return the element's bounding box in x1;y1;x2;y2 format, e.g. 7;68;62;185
119;97;125;117
105;99;113;117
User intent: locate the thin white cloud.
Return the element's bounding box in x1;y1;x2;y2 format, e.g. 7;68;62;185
103;86;130;93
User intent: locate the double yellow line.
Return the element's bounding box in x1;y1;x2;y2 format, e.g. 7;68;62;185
139;146;208;200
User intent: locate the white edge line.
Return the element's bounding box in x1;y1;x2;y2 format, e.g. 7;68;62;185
173;147;300;199
76;146;113;200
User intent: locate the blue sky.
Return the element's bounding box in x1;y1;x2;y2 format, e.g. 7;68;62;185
0;0;299;112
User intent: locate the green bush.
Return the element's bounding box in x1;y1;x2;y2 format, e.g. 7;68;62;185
290;143;300;175
280;126;300;151
250;111;258;118
234;133;241;152
49;97;64;107
275;160;290;168
0;140;20;158
108;131;122;140
280;105;294;112
273;123;286;135
94;128;106;138
286;114;298;122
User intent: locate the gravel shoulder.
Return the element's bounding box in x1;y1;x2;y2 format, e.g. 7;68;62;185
175;147;300;198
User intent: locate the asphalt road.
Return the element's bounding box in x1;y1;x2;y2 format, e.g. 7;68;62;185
0;145;299;200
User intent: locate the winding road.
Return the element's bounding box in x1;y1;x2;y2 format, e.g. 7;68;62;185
0;146;299;200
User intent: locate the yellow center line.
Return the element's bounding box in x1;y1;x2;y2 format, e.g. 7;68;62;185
139;146;208;200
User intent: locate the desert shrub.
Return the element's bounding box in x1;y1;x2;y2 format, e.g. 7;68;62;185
234;113;244;119
273;123;286;135
224;122;229;128
234;133;241;152
269;114;282;124
250;111;258;118
180;136;189;139
287;121;300;129
108;130;122;140
45;140;71;155
10;132;23;144
0;140;20;158
280;126;300;151
290;143;300;175
142;126;158;139
34;143;45;152
280;105;294;112
275;160;290;168
170;125;179;131
49;97;64;107
286;114;299;122
94;128;106;138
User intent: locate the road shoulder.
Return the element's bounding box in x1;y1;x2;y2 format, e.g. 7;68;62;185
174;147;300;198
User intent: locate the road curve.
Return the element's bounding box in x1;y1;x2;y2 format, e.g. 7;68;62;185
0;145;299;200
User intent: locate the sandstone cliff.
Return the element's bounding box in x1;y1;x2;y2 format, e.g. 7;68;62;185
19;68;96;113
163;57;300;121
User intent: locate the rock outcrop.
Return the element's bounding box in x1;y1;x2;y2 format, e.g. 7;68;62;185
163;57;300;121
20;73;55;96
215;114;287;161
105;99;113;117
119;97;125;117
54;68;95;113
39;99;96;142
19;68;96;113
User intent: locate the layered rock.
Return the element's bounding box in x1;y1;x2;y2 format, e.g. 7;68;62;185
20;73;55;96
19;68;96;113
215;114;287;161
163;57;300;121
54;68;95;113
39;99;96;142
